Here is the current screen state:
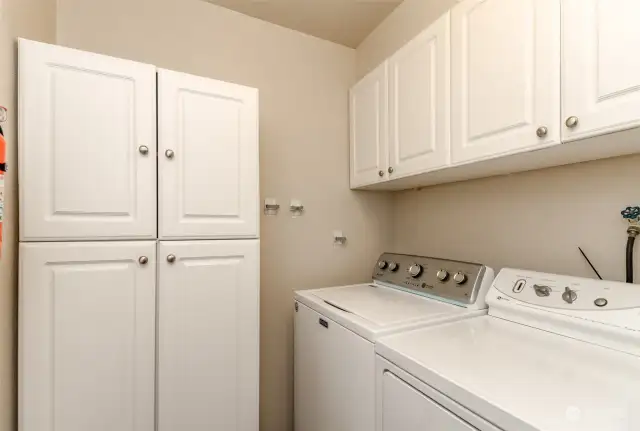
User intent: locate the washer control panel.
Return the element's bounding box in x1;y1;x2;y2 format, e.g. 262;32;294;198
372;253;489;305
492;268;640;311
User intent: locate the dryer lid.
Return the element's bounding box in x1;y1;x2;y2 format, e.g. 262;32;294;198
311;284;466;327
377;316;640;431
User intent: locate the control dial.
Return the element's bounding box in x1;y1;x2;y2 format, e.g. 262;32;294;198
562;287;578;304
408;264;423;278
533;285;551;297
436;269;449;281
388;262;399;272
377;261;388;270
453;272;467;285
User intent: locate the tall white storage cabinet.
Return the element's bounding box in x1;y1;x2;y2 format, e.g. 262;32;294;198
19;39;260;431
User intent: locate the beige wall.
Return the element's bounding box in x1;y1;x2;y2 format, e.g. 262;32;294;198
356;0;640;282
56;1;392;430
0;0;56;429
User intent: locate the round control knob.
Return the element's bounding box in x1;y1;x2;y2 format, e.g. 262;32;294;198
388;262;399;272
377;261;388;270
533;285;551;297
562;287;578;304
408;264;423;278
453;272;467;285
436;269;449;282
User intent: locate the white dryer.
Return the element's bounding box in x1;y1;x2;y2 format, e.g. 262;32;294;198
376;268;640;431
294;253;494;431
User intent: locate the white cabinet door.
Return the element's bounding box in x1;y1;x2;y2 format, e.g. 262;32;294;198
18;39;157;241
19;241;156;431
450;0;560;164
158;69;259;240
563;0;640;141
388;12;450;178
294;303;375;431
157;240;259;431
350;62;389;188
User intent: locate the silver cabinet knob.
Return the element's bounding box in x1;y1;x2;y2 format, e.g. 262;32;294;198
453;272;467;285
408;263;423;278
436;269;449;281
165;149;175;159
565;116;579;128
378;170;384;177
139;145;149;155
562;286;577;304
167;254;176;263
138;256;148;265
388;167;394;174
536;126;548;138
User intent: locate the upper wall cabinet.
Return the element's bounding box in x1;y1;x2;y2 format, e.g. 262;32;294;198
158;69;259;240
19;39;157;241
350;62;389;188
562;0;640;142
388;12;451;179
450;0;561;164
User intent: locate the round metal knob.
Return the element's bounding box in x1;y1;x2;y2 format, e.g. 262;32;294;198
167;254;176;263
534;285;551;297
139;145;149;155
388;167;394;174
536;126;548;138
565;116;579;128
378;170;384;177
436;269;449;282
453;272;467;285
388;262;399;272
377;260;388;270
138;256;148;265
562;287;577;304
165;149;175;159
408;264;423;278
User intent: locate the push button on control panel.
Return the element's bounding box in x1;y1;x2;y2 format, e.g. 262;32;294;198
594;298;608;307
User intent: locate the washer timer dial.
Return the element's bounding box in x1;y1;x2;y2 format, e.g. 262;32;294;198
408;264;423;278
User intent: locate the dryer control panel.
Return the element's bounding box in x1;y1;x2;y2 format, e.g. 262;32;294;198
372;253;493;308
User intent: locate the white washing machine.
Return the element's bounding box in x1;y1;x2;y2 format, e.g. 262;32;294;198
294;252;495;431
376;268;640;431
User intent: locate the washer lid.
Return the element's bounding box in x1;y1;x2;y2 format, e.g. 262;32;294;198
377;316;640;431
311;284;465;327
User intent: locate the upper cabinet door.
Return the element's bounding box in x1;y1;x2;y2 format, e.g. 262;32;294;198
18;39;157;241
157;240;259;431
388;12;451;179
450;0;561;164
350;62;389;188
20;241;156;431
158;69;259;240
562;0;640;141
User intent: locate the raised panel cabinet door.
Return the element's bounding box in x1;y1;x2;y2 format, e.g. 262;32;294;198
563;0;640;141
158;69;259;240
18;39;157;241
388;12;451;179
19;241;156;431
450;0;561;164
157;240;259;431
350;62;389;188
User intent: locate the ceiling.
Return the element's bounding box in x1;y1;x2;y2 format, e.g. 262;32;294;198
202;0;403;48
